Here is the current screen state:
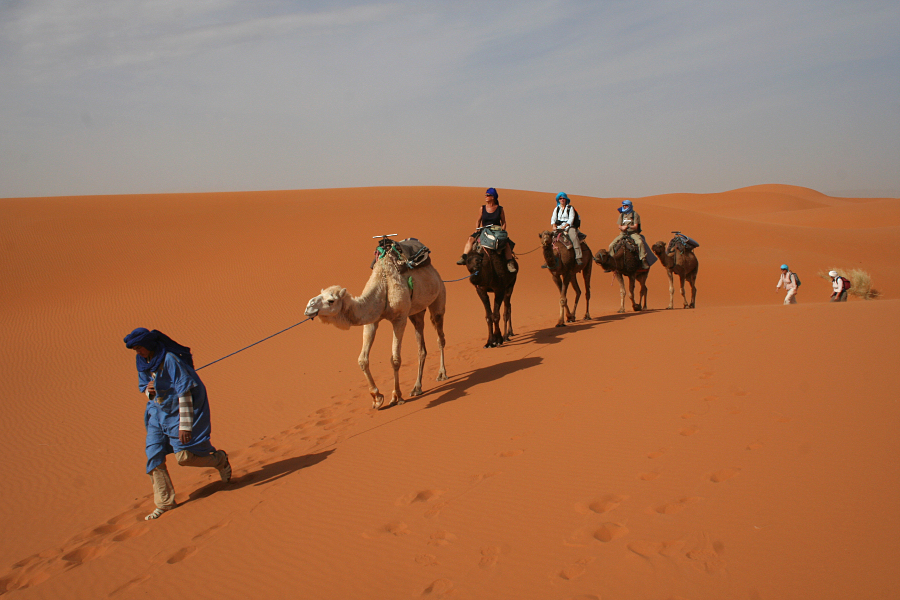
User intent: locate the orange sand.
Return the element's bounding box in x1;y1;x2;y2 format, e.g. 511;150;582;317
1;185;898;599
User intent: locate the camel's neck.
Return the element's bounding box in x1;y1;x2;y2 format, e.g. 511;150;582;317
333;260;396;327
541;243;557;269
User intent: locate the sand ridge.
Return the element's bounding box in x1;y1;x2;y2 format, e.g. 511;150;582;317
1;185;898;599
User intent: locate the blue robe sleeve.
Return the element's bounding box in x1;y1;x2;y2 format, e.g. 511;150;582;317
138;370;151;394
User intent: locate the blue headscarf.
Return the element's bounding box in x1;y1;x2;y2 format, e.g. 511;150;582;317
485;187;498;199
124;328;193;373
618;199;633;214
556;192;569;207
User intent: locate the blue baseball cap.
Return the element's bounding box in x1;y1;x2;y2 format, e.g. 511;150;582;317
780;264;789;270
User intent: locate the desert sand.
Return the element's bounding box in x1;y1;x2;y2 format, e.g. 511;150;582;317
1;185;898;599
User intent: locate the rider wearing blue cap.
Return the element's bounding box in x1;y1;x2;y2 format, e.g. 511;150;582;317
550;192;583;265
609;199;649;269
775;264;799;304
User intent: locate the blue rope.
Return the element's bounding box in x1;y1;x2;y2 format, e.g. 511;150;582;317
443;270;477;283
196;317;312;371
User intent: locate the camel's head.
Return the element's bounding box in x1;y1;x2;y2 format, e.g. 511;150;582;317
538;230;554;247
651;241;667;257
593;249;613;270
304;286;348;326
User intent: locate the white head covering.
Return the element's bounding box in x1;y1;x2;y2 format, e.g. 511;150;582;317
828;270;839;278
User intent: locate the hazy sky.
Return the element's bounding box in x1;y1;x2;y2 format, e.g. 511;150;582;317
2;0;898;199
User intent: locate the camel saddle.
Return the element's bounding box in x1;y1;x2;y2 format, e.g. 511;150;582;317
553;230;587;251
378;237;431;272
667;233;699;254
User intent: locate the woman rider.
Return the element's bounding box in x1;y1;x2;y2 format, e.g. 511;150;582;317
456;187;517;273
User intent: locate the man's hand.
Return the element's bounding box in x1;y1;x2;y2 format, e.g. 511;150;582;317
145;380;156;399
179;430;192;445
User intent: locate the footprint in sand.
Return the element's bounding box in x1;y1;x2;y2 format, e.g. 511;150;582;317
585;494;628;514
710;468;740;483
166;546;198;564
415;554;439;567
646;448;666;459
680;426;699;436
63;544;107;564
396;489;447;506
192;520;230;542
558;557;594;580
479;546;502;567
423;502;448;519
656;497;702;515
384;522;411;536
427;530;457;547
594;522;629;542
112;526;149;542
639;471;660;481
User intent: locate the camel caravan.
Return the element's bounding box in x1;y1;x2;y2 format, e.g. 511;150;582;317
305;191;699;409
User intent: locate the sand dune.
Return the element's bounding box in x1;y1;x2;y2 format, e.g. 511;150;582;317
1;186;898;599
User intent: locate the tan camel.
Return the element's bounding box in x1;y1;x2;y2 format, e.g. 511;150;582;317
651;239;698;309
539;230;592;326
593;242;650;313
304;244;448;409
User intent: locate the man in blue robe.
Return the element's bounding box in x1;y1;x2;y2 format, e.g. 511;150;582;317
125;328;231;520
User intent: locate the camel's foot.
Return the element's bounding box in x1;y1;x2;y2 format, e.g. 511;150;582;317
666;305;674;310
583;314;591;320
617;308;625;314
555;322;566;328
566;316;576;323
390;391;405;407
371;392;385;410
632;305;642;312
436;371;449;382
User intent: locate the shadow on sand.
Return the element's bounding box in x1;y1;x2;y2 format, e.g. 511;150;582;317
188;449;334;501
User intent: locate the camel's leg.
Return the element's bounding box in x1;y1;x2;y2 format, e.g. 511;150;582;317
582;261;592;320
475;287;495;347
491;288;505;345
617;274;626;313
638;273;648;310
561;274;575;323
408;312;427;397
665;270;675;309
428;304;448;381
359;322;384;409
502;289;514;341
569;274;581;323
627;276;638;312
386;318;408;408
678;273;689;309
687;272;697;308
552;274;567;327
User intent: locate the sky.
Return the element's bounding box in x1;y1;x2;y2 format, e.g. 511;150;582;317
1;0;899;199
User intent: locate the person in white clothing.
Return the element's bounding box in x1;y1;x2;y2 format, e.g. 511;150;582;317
551;193;583;265
829;270;849;302
775;264;798;304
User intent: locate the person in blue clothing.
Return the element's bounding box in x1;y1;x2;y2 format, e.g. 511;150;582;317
124;328;231;520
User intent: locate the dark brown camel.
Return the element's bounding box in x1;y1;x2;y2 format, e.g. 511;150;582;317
465;241;517;347
539;230;592;327
651;239;698;309
593;241;650;313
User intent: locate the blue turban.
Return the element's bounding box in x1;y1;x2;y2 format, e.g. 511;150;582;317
124;328;193;373
618;199;633;214
556;192;569;206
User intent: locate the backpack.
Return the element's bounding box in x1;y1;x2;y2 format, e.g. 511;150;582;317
555;206;581;229
839;276;852;290
791;272;801;286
